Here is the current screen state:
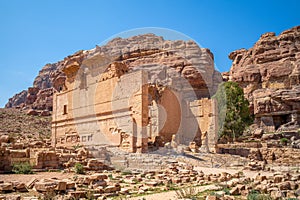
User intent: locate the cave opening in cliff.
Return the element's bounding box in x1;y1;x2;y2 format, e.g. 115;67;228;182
273;114;290;130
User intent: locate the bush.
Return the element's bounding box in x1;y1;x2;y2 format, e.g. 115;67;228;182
247;190;272;200
74;163;84;174
12;162;33;174
121;170;132;175
223;187;230;195
280;138;289;145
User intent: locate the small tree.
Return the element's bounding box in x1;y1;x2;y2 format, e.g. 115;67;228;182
74;163;84;174
213;81;252;142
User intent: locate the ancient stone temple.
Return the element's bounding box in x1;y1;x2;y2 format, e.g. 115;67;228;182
51;34;222;153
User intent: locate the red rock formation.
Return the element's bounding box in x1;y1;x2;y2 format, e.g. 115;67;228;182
5;63;59;113
229;25;300;131
5;90;27;108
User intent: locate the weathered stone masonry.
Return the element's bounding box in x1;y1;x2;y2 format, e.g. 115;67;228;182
51;34;222;152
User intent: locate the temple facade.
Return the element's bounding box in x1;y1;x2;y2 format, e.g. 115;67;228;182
51;35;221;153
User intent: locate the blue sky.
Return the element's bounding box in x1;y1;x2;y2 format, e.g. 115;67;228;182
0;0;300;107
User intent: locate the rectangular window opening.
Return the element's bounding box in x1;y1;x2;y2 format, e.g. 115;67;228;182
63;105;67;115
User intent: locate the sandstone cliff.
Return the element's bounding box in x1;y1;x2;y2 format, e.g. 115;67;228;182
5;63;60;111
229;25;300;131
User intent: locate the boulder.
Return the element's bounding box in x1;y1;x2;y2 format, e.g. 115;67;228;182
6;195;21;200
34;180;57;192
278;181;291;190
90;173;108;181
0;183;13;192
206;196;220;200
229;186;240;195
55;181;66;191
274;175;284;183
13;182;28;192
104;185;120;193
253;128;264;138
40;110;50;116
0;135;9;143
26;109;39;116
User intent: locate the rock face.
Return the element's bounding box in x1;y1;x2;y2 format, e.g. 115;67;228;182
5;90;27;108
5;63;60;112
229;26;300;132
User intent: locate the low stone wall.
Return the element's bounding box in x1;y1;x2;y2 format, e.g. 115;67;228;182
0;147;31;172
0;145;114;173
217;143;300;165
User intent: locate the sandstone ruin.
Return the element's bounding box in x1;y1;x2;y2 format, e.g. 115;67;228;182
2;27;300;200
51;34;222;153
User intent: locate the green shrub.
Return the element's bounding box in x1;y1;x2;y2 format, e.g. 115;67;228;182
247;190;272;200
280;137;289;145
121;170;132;175
73;144;82;150
223;187;230;195
12;162;33;174
74;163;84;174
108;174;113;180
166;183;177;191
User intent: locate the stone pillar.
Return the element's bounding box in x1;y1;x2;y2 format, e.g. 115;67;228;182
207;99;218;153
132;71;149;153
51;92;57;148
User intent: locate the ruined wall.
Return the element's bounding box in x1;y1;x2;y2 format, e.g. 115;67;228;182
52;67;148;153
0;147;60;172
190;98;218;152
217;143;300;165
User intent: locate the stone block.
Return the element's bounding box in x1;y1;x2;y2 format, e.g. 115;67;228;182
34;180;57;192
0;183;13;192
55;181;66;191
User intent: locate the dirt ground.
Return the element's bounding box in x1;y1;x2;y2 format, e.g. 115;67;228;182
128;185;213;200
0;171;74;183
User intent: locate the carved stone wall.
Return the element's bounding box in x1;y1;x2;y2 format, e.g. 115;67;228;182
51;34;221;152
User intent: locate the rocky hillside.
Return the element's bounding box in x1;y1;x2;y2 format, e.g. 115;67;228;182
229;25;300;131
0;108;51;143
